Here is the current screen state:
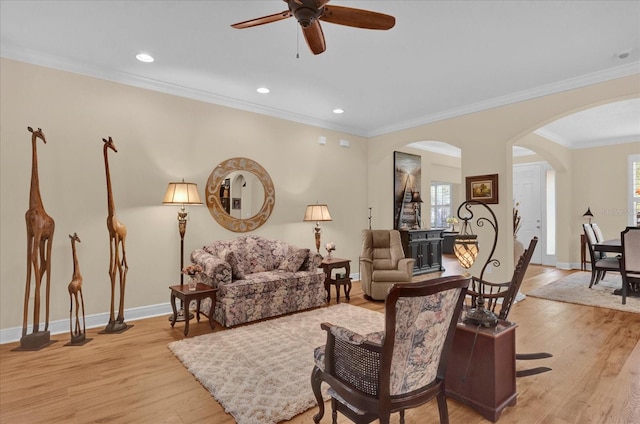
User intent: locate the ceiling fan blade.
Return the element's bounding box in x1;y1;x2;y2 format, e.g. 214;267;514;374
320;5;395;30
231;10;292;29
302;20;326;55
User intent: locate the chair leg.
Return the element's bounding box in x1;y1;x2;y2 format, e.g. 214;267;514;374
399;410;405;424
589;269;597;288
437;391;449;424
331;398;338;424
622;277;627;305
311;367;325;423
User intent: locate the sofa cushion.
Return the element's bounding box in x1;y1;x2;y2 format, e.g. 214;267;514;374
278;248;310;272
222;250;245;280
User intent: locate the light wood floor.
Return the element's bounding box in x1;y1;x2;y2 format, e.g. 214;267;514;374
2;256;639;424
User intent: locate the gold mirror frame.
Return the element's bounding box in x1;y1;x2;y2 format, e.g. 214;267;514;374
206;157;275;232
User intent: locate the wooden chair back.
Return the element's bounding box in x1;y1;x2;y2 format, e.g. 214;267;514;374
468;237;538;321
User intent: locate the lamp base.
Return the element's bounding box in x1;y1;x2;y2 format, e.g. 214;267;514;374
168;307;194;322
464;306;498;327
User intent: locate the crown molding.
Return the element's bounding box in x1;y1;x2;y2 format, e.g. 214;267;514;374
2;47;638;139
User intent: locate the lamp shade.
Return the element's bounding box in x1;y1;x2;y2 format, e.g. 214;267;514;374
453;234;479;269
162;181;203;205
582;207;594;218
303;204;332;222
410;191;423;203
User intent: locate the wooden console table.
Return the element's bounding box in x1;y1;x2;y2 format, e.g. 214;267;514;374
445;319;517;422
320;257;351;303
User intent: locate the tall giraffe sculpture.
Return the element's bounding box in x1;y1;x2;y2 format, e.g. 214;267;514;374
102;137;129;333
21;126;55;350
67;233;87;344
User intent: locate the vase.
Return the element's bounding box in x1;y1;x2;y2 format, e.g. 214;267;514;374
327;250;333;259
514;236;525;266
187;276;197;291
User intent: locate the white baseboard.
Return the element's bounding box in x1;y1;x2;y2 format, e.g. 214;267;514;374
0;303;172;345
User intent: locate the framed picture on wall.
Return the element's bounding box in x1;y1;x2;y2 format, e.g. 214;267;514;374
466;174;499;204
393;151;422;230
232;198;241;210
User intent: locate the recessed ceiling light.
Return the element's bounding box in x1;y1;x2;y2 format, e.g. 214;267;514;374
136;53;154;63
333;108;344;114
257;87;270;94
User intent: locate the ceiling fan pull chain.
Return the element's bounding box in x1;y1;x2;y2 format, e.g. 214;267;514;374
296;25;300;59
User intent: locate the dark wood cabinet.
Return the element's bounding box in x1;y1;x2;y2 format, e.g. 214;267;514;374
400;229;444;275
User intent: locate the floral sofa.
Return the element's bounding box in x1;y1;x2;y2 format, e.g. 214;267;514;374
190;235;325;327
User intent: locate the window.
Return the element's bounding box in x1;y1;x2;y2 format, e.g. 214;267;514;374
631;154;640;226
430;182;452;228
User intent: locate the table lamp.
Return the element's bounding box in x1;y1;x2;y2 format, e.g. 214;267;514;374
303;203;332;254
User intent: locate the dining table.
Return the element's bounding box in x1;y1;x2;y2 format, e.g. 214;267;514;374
592;238;622;254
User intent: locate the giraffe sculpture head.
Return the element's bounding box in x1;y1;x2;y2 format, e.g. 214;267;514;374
28;126;46;144
69;232;81;244
103;136;117;153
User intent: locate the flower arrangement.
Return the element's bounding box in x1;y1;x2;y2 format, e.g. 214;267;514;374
513;202;522;236
325;242;336;253
182;264;203;276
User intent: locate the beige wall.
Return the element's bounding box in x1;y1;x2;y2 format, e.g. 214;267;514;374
0;58;368;335
1;57;638;340
367;74;639;279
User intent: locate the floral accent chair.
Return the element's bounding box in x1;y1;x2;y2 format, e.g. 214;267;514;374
311;275;469;424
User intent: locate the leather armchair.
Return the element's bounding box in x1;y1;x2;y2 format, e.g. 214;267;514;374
359;230;415;300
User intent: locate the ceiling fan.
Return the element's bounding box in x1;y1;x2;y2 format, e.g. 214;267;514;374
231;0;396;55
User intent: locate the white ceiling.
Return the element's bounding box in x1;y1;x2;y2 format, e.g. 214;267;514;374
1;0;639;149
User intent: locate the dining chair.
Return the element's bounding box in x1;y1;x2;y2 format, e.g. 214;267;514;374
591;223;605;243
620;226;640;305
590;223;609;258
310;275;469;424
583;223;620;288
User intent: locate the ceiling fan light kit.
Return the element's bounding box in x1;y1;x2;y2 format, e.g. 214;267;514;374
231;0;395;55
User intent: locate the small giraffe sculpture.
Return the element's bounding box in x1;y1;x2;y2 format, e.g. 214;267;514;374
67;233;86;343
102;137;129;332
22;126;55;341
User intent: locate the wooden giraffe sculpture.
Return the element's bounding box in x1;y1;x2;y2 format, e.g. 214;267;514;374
102;137;129;333
67;233;86;343
22;126;55;345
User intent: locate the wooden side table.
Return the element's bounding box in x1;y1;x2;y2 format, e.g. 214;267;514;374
169;283;218;336
445;319;518;422
580;234;588;271
320;257;352;303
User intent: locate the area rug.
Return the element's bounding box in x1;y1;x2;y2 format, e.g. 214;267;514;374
168;304;384;424
527;272;640;313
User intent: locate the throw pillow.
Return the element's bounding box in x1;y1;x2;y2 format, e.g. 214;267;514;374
278;248;310;272
222;250;245;280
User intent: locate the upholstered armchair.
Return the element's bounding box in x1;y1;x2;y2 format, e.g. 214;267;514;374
359;230;415;300
310;275;469;424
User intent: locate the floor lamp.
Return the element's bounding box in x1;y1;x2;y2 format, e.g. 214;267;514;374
163;179;202;321
453;200;499;327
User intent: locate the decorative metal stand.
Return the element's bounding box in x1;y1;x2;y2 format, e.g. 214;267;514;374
454;200;500;328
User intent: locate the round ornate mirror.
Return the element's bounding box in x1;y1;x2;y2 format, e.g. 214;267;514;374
206;157;275;232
